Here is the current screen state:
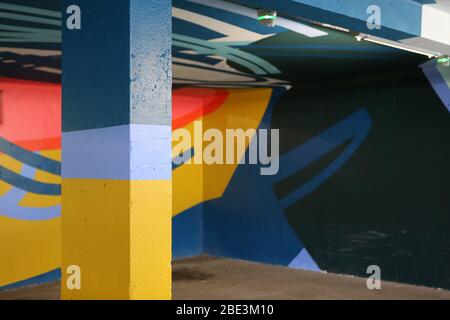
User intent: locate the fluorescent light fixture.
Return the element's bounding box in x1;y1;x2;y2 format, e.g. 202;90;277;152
258;14;276;21
436;55;450;67
257;9;277;27
355;33;367;42
354;33;437;58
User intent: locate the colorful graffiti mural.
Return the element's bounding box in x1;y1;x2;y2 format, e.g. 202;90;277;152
1;0;450;291
0;78;61;288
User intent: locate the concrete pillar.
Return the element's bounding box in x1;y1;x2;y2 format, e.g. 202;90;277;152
61;0;172;300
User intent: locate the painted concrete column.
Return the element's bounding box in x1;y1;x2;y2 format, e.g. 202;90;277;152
61;0;172;300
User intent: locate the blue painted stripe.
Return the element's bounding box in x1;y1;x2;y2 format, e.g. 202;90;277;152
173;33;281;75
0;12;60;26
0;269;60;292
62;124;171;180
0;137;61;175
0;3;61;18
276;108;373;208
173;49;223;66
0;186;61;220
0;164;60;220
173;147;195;170
0;24;60;35
173;60;269;80
0;166;61;196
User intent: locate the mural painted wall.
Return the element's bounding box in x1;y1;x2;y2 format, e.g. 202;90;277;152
0;78;61;288
174;0;450;290
203;69;450;289
1;0;450;291
0;0;62;290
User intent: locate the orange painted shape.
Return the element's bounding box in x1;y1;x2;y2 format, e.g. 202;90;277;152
172;88;228;130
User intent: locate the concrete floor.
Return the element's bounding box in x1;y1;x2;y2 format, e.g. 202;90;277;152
1;256;450;300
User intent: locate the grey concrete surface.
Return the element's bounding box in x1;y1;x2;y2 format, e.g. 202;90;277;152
1;256;449;300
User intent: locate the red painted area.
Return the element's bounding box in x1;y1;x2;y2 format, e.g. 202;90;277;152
0;77;61;151
0;78;227;153
173;88;228;129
